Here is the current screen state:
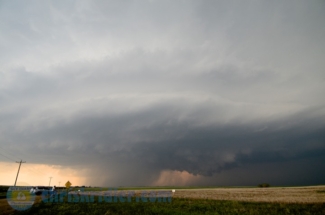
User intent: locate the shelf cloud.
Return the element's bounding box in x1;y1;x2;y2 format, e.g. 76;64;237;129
0;0;325;186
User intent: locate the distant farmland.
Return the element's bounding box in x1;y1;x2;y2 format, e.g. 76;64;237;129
172;185;325;203
77;185;325;203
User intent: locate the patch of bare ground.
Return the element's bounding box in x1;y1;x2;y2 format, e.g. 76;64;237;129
0;196;42;215
172;186;325;203
0;199;15;215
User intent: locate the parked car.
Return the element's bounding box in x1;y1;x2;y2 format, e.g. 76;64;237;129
30;186;52;195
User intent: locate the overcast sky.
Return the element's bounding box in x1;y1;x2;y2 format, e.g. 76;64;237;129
0;0;325;187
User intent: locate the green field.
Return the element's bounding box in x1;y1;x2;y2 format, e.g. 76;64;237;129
5;197;325;215
0;186;9;199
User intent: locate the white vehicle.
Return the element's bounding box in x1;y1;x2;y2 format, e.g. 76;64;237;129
30;186;52;195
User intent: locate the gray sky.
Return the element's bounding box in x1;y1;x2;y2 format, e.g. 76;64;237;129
0;0;325;186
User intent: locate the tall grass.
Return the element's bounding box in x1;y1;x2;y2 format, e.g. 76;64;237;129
15;197;325;215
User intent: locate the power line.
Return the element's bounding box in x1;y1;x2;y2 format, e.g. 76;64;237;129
0;146;48;177
0;145;23;161
0;145;66;186
0;151;16;162
0;146;58;187
25;166;47;178
0;144;43;165
0;152;46;182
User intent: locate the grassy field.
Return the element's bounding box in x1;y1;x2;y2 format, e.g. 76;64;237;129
0;186;8;199
1;197;324;215
1;186;324;214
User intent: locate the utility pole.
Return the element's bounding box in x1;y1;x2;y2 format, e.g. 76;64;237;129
49;177;52;186
14;160;26;186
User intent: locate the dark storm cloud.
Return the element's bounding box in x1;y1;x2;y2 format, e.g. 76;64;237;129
2;98;324;185
118;109;325;176
1;0;325;186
